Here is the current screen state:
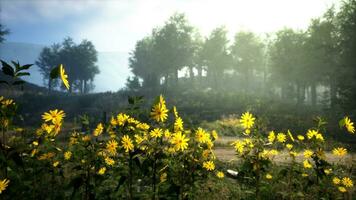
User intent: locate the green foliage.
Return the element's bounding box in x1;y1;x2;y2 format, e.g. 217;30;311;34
0;60;32;88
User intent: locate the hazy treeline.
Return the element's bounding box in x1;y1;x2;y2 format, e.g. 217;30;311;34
127;0;356;113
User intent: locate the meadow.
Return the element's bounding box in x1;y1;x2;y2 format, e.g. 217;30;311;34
0;72;355;199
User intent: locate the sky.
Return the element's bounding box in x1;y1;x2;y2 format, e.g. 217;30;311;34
0;0;339;91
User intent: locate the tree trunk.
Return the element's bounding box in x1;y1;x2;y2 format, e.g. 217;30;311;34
80;79;84;94
84;80;87;94
174;70;179;84
330;81;337;108
311;82;317;107
189;67;194;79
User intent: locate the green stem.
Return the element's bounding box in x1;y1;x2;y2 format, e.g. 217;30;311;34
129;153;133;199
152;157;157;200
255;164;261;200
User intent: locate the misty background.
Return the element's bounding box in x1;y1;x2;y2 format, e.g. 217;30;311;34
0;0;337;92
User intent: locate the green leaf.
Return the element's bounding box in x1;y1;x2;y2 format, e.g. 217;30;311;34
1;60;15;77
50;65;60;79
339;118;345;128
19;64;33;70
15;72;30;77
11;61;20;71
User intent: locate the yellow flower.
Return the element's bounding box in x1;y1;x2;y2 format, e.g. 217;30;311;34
315;133;324;142
0;179;10;194
297;135;305;141
332;147;347;157
160;173;167;183
324;168;332;175
344;117;355;134
195;128;210;143
239;112;255;129
174;117;184;132
105;157;115;166
216;171;224;178
106;139;118;155
302;173;308;177
338;186;347;193
266;173;273;179
42;109;65;124
303;160;312;169
286;143;293;150
53;161;60;167
164;129;171;138
170;132;189;151
232;140;245;153
136;122;150;130
306;129;318;139
303;150;313;158
150;95;168;122
98;167;106;175
38;152;55;160
289;151;298;157
134;134;144;145
121;135;134;152
202;149;211;158
117;113;130;126
93;123;104;136
277;133;286;143
59;64;70;90
333;177;341;185
110;117;117;126
211;130;218;140
150;128;163;138
268;149;279;156
82;135;91;142
268;131;275;143
2;99;14;106
64;151;72;160
32;141;39;146
342;177;353;188
203;161;215;171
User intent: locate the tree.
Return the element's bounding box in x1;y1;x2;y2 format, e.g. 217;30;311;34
129;36;160;90
35;44;61;92
36;38;99;93
153;13;196;86
336;0;356;112
0;24;10;43
129;13;196;92
306;8;339;107
74;40;99;93
269;29;309;104
199;26;231;90
231;31;264;92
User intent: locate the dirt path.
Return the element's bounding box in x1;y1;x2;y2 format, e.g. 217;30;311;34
214;137;356;164
214;147;356;165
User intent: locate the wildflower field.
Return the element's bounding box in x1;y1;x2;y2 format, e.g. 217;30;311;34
0;62;355;199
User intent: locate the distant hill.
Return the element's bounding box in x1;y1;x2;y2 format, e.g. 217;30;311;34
0;42;131;92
